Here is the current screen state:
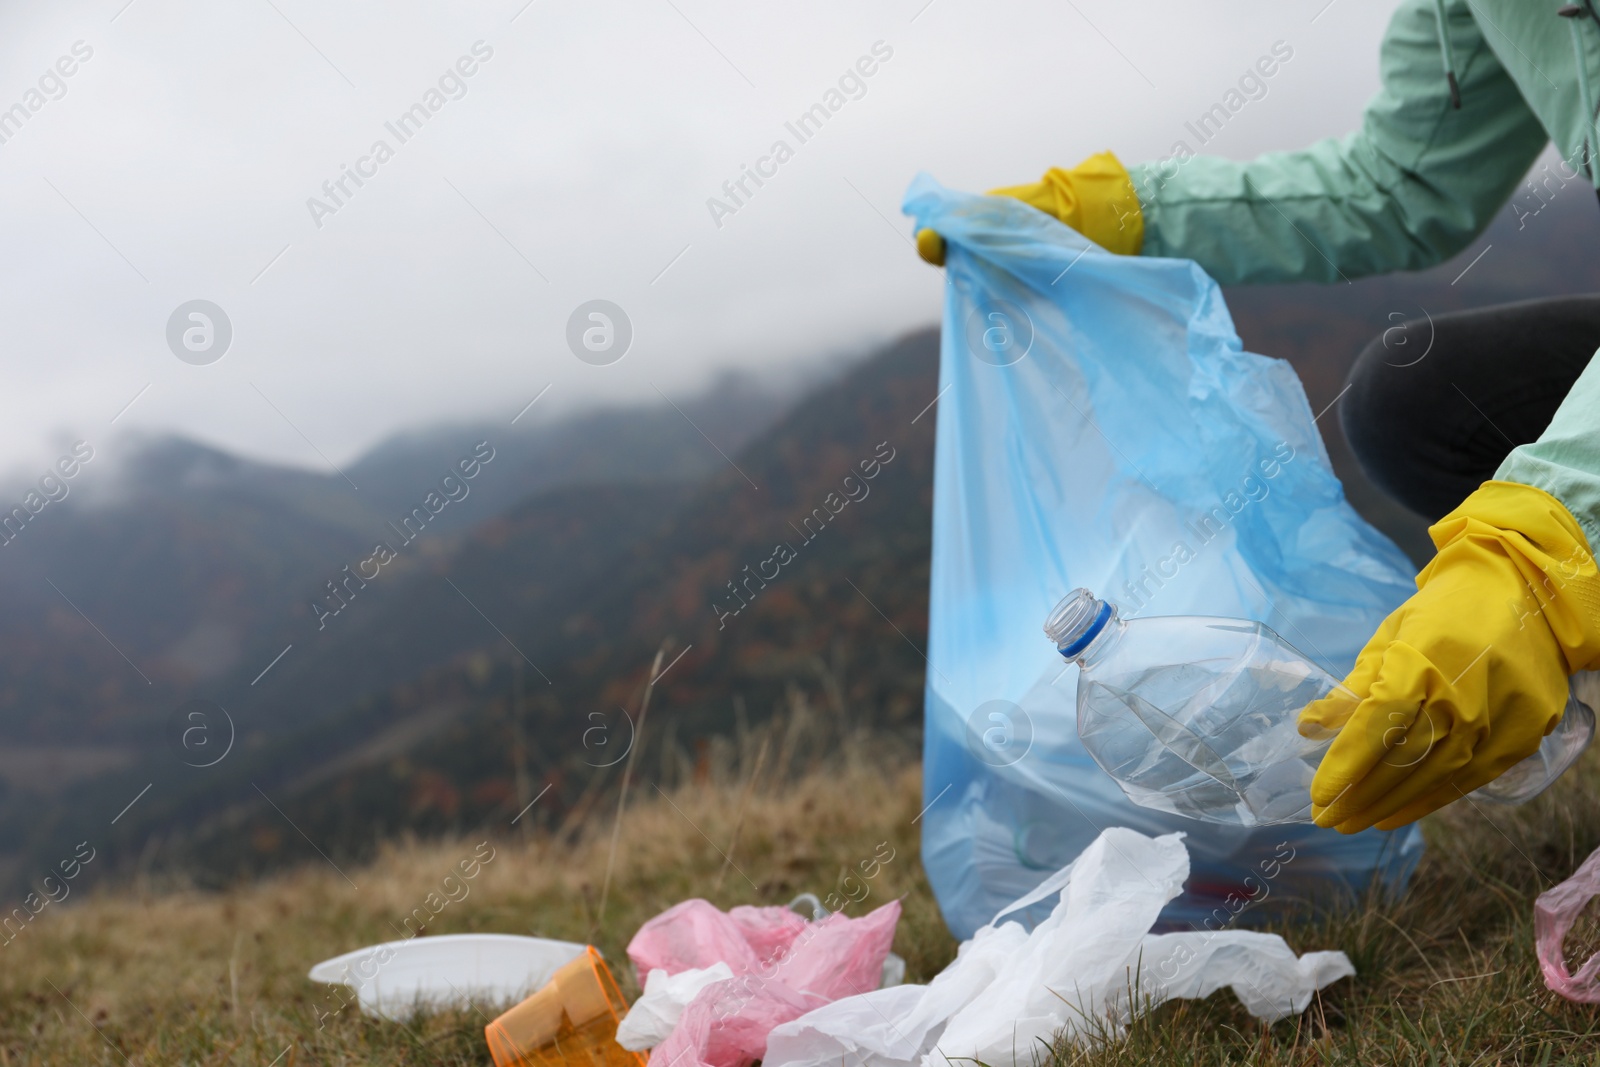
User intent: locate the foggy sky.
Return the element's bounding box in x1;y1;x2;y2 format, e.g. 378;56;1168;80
0;0;1397;483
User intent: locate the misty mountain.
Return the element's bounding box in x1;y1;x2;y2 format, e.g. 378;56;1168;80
12;331;941;884
0;374;801;750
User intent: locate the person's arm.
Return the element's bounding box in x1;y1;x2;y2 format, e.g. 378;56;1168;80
1131;0;1548;285
1499;355;1600;552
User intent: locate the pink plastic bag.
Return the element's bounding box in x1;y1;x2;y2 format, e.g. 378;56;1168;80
629;900;808;977
626;898;901;1067
1536;843;1600;1003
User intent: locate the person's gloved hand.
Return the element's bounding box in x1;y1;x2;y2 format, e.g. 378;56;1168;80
915;151;1144;266
1298;481;1600;833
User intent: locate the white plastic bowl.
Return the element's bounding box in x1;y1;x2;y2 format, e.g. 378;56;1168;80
308;933;588;1020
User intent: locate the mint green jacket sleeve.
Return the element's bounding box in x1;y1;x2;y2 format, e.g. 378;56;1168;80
1128;0;1548;286
1499;358;1600;552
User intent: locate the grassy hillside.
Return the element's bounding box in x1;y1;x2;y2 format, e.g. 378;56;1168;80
1;725;941;1065
7;729;1600;1065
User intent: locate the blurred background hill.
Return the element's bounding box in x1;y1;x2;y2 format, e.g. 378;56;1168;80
0;184;1597;893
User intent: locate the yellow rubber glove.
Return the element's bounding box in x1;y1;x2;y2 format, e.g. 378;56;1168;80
915;151;1144;266
1298;481;1600;833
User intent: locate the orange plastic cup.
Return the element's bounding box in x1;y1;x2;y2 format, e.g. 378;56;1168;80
485;946;646;1067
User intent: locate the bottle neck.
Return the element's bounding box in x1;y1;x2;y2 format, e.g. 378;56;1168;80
1072;617;1125;669
1044;589;1123;667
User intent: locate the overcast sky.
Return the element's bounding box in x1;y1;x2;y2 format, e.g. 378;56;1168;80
0;0;1399;481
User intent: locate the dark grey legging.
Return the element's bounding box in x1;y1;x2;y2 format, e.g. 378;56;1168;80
1340;295;1600;521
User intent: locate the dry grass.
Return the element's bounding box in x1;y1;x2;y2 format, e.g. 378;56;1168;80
0;733;946;1066
5;732;1600;1066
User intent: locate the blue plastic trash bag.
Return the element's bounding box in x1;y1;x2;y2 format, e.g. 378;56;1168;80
903;174;1424;938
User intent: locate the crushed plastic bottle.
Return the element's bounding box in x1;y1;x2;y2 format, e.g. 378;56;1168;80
1043;589;1596;827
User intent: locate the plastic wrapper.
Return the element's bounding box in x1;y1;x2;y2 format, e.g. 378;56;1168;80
901;174;1424;937
764;828;1352;1067
628;899;808;976
1536;841;1600;1003
615;964;735;1051
624;897;900;1067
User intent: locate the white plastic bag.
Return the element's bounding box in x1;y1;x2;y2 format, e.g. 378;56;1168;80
764;828;1351;1067
616;964;736;1051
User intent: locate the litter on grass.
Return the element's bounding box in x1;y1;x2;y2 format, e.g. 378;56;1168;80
306;933;586;1021
1537;840;1600;1004
625;895;902;1067
303;836;1349;1067
616;963;736;1052
765;828;1353;1067
485;946;643;1067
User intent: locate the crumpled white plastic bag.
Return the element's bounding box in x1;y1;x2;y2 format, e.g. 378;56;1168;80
616;963;737;1051
764;828;1352;1067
